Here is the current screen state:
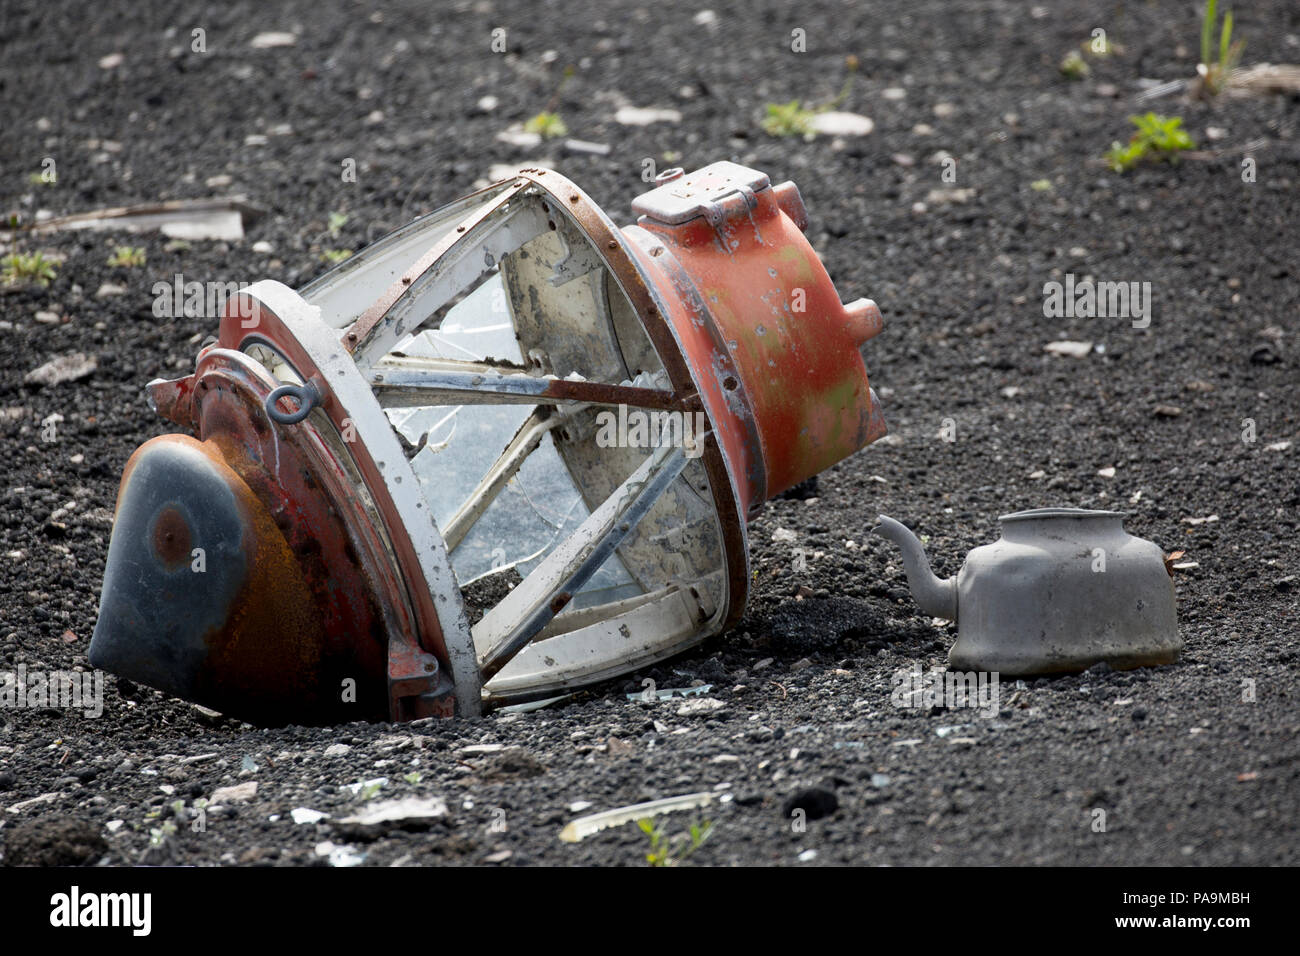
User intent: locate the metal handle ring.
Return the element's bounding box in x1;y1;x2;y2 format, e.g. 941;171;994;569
266;381;320;425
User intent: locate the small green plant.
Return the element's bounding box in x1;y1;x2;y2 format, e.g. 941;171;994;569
763;55;858;139
525;64;575;140
1030;178;1054;192
149;819;178;847
107;245;146;267
1104;113;1195;172
327;211;349;236
638;817;714;867
321;248;352;264
524;111;568;139
2;251;58;287
1060;50;1090;80
762;100;817;138
1198;0;1244;96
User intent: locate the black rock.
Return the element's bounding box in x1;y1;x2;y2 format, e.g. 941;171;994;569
2;816;106;867
781;787;838;821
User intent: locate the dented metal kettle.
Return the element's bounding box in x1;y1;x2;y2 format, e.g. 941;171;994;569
874;508;1181;675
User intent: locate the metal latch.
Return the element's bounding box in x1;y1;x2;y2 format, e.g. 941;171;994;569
631;160;772;226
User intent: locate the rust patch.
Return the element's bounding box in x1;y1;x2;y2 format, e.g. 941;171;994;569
151;506;192;570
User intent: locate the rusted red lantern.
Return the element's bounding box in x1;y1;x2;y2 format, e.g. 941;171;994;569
89;162;887;723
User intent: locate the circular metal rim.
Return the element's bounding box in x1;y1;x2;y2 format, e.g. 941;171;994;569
999;507;1127;523
506;168;750;635
180;348;427;719
217;282;482;714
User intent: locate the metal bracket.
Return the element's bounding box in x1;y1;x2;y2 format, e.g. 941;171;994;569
631;161;771;226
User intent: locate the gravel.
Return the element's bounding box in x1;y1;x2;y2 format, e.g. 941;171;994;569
1;0;1297;867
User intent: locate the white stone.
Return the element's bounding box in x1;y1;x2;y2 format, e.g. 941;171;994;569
809;111;874;136
496;128;542;148
1043;340;1094;358
250;32;297;49
614;106;682;126
676;697;725;717
338;796;448;826
211;781;257;803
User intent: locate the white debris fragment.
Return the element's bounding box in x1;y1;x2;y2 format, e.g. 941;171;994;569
496;127;543;148
24;353;98;386
808;111;874;136
925;187;976;205
676;697;725;717
4;792;63;813
614;106;682;126
324;743;351;757
291;807;329;825
563;138;611;156
32;198;260;241
771;527;798;544
337;796;448;827
98;52;124;70
250;32;297;49
457;744;506;756
1097;466;1116;478
1043;340;1094;358
559;791;717;843
343;776;388;795
211;781;257;803
935;724;972;738
314;841;365;867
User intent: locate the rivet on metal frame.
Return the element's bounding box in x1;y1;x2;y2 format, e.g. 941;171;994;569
89;161;887;723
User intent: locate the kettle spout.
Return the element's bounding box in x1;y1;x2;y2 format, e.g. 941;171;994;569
874;515;958;621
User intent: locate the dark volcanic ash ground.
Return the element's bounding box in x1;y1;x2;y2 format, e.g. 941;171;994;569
0;0;1297;867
